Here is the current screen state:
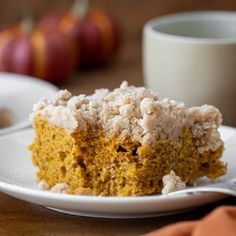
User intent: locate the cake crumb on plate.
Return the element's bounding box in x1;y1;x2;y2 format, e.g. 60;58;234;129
162;170;186;195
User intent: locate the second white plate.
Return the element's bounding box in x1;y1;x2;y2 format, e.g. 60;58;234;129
0;73;58;135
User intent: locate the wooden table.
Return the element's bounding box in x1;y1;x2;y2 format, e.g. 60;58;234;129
1;0;236;235
0;193;235;235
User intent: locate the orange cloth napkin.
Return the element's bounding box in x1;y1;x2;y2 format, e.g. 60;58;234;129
145;206;236;236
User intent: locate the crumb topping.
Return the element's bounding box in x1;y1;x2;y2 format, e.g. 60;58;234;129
37;180;93;195
32;81;223;152
37;179;50;190
162;170;186;194
51;183;69;193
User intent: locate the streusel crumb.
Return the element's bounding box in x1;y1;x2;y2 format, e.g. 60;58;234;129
32;82;222;152
162;171;186;194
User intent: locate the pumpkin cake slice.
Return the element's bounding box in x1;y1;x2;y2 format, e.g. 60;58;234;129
29;82;226;196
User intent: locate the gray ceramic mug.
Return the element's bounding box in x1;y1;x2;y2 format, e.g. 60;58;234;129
143;11;236;126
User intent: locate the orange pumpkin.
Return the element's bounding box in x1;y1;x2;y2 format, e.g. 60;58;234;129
39;5;120;68
0;20;76;84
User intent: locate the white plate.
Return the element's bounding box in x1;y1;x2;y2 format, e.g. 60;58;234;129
0;126;235;219
0;73;58;135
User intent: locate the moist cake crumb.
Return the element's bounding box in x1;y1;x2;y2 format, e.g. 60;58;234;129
162;170;186;195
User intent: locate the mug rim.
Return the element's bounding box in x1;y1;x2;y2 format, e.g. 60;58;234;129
144;11;236;44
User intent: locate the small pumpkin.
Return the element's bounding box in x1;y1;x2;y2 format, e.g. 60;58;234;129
0;17;76;84
39;0;120;68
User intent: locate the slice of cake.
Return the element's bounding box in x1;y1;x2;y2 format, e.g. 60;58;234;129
29;82;226;196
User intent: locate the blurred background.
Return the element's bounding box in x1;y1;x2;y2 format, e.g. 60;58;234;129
0;0;236;95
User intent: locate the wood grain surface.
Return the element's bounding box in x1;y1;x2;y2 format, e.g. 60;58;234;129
0;0;236;235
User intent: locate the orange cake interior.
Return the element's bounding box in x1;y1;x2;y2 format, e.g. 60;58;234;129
29;82;226;196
